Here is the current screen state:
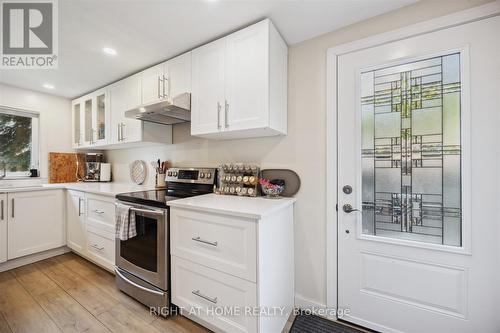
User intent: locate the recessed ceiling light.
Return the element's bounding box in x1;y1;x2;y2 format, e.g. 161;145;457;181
102;47;117;56
43;83;54;89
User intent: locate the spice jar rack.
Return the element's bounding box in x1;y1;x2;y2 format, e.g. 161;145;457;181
215;163;260;197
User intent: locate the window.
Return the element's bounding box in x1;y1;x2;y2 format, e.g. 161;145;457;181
0;107;39;177
360;52;463;246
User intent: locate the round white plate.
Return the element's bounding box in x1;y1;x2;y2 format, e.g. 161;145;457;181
130;160;147;185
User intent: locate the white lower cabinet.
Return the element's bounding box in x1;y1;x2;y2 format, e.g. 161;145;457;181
0;194;7;263
172;256;258;333
66;190;86;254
0;188;116;272
86;226;115;270
65;191;116;272
8;190;65;260
171;206;294;333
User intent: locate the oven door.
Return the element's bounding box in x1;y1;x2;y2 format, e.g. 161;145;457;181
115;202;168;290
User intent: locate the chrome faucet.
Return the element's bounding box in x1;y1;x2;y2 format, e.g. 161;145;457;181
0;162;5;180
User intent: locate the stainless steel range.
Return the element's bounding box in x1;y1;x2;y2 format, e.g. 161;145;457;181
114;167;216;312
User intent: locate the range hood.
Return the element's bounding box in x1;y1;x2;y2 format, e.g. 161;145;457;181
125;92;191;125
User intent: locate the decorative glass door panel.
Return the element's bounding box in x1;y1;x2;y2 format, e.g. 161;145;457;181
73;102;81;146
84;98;93;143
96;93;106;141
361;53;462;246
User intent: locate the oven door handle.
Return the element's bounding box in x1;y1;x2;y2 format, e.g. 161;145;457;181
115;268;164;296
116;204;164;216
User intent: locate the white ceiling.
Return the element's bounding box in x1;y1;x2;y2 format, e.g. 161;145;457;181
0;0;416;99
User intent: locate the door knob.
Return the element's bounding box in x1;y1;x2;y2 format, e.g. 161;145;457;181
343;204;359;213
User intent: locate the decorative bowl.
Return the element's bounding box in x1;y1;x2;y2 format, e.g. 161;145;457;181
259;178;285;198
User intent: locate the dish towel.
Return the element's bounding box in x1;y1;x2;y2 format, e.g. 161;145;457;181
115;203;137;241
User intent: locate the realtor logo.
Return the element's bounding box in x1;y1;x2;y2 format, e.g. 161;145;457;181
1;0;58;68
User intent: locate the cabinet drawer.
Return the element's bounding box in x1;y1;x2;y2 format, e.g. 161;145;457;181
86;230;115;269
171;208;257;282
172;256;257;333
87;196;114;225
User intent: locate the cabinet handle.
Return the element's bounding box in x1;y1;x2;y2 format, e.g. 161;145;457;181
224;100;229;128
191;236;218;247
1;200;3;220
11;198;14;218
192;290;218;304
91;244;104;251
78;198;82;216
157;75;161;99
92;209;104;215
162;75;168;99
217;102;221;129
121;123;126;141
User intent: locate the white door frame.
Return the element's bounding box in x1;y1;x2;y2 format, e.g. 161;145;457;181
325;1;500;317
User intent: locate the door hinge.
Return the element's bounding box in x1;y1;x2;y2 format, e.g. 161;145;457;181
335;204;338;212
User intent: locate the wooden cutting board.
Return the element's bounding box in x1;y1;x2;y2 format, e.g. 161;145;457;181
48;152;86;183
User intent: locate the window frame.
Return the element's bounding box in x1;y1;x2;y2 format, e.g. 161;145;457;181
0;106;40;178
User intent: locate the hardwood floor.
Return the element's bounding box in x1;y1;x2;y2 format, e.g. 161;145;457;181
0;253;209;333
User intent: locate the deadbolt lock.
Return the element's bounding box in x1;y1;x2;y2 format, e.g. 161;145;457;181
343;185;353;194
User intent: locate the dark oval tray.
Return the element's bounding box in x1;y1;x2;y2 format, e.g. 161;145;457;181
260;169;301;197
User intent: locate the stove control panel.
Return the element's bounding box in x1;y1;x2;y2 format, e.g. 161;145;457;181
166;167;217;185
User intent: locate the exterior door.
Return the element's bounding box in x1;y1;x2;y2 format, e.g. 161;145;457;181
337;16;499;332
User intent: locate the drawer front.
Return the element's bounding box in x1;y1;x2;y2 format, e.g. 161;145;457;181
172;256;257;333
86;230;115;269
87;196;114;226
171;208;257;282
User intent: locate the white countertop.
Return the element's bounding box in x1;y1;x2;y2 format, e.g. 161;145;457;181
167;193;296;219
42;182;154;197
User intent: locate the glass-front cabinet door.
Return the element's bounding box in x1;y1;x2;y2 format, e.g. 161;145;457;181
93;90;109;145
71;100;82;148
83;96;93;145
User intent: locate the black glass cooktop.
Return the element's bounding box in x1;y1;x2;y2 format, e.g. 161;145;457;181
116;181;214;208
116;190;184;208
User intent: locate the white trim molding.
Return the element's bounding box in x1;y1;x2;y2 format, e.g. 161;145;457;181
325;0;500;317
0;246;70;273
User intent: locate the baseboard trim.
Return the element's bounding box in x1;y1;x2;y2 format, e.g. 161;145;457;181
294;293;326;310
0;246;70;272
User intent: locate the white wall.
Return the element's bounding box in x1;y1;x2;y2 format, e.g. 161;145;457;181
107;0;493;308
0;84;72;179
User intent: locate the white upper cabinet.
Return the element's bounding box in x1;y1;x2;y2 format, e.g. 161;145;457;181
191;39;226;135
224;21;269;132
70;18;285;147
109;74;143;144
191;19;288;139
141;52;192;106
141;63;165;105
166;52;192;102
71;100;82;148
72;89;111;149
108;73;172;147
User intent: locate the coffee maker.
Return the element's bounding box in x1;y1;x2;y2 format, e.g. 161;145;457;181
84;153;103;182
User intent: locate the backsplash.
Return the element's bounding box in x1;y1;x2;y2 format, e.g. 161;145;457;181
48;152;86;183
